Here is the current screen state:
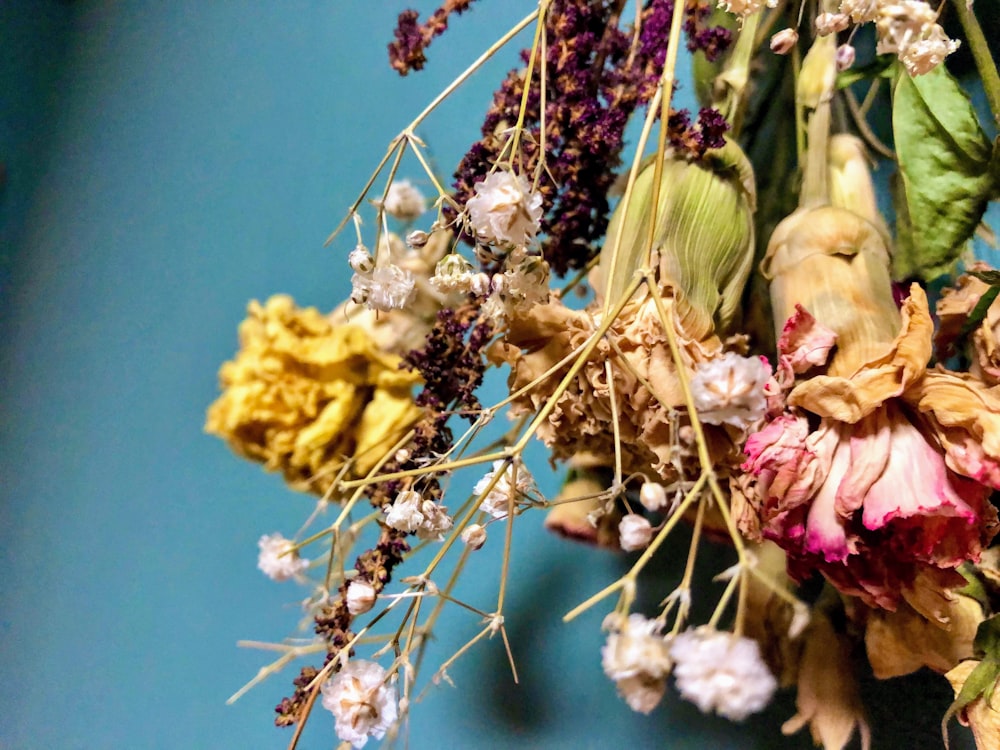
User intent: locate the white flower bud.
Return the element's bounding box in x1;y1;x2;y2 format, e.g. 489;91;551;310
346;579;377;615
460;524;487;550
348;245;375;274
639;482;669;511
619;514;653;552
406;229;429;248
470;272;491;297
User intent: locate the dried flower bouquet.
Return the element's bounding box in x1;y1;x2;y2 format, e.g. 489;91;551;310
207;1;1000;747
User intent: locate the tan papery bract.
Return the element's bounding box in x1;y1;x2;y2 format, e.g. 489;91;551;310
946;660;1000;750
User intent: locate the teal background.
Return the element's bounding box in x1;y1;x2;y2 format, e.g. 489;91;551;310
0;3;985;749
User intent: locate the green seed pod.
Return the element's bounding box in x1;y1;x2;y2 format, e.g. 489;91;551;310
595;139;757;341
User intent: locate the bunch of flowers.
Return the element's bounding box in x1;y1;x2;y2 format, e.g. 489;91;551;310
207;1;1000;747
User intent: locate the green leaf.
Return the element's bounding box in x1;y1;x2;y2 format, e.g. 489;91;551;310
974;613;1000;658
941;657;1000;748
836;54;895;90
891;66;997;280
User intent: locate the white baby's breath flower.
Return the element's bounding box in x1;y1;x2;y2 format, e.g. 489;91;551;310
639;481;669;511
346;579;377;615
351;264;416;312
669;627;777;721
460;523;487;549
690;352;771;429
257;533;308;582
839;0;878;23
899;23;960;75
618;514;653;551
321;660;398;748
430;253;475;293
473;458;535;519
381;179;426;222
717;0;777;16
385;490;453;541
465;171;542;247
602;613;673;714
815;11;849;35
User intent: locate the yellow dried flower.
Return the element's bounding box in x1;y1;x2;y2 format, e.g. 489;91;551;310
205;295;423;496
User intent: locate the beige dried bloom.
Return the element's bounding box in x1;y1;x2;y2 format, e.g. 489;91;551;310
460;523;487;549
465;170;542;247
205;295;423;496
618;514;653;551
936;264;1000;386
257;533;309;582
321;660;398;748
717;0;778;16
346;579;377;615
601;613;673;714
380;179;426;222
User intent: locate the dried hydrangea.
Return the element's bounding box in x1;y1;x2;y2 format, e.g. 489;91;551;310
257;533;308;582
464;171;543;248
321;659;399;748
602;613;674;714
669;627;777;720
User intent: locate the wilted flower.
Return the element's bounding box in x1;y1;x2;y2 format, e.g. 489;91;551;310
473;459;535;519
601;613;673;714
669;627;777;720
946;659;1000;747
464;171;543;247
381;179;426;222
321;660;398;748
205;295;422;495
690;352;771;429
257;533;308;582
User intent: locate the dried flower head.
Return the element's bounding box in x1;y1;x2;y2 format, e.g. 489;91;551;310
352;264;417;312
690;352;771;429
385;489;454;541
346;579;377;615
669;627;777;720
602;613;673;714
473;459;536;519
619;514;654;551
257;533;308;582
464;171;543;248
770;28;799;55
321;659;399;748
380;179;427;222
460;523;487;549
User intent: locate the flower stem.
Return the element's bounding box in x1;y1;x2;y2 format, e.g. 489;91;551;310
951;0;1000;125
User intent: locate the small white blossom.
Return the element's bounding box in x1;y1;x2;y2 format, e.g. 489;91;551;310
690;352;771;429
465;171;542;247
351;264;416;312
385;490;453;541
639;481;669;512
875;1;937;55
460;523;487;549
346;579;377;615
899;23;960;75
619;514;653;552
257;533;309;582
602;613;673;714
839;0;879;23
815;11;849;35
717;0;777;16
406;229;429;249
473;459;535;519
381;179;426;222
669;627;777;721
430;253;475;293
321;660;398;748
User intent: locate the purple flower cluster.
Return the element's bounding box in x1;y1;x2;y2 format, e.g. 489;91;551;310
388;0;477;76
684;0;733;62
451;0;732;276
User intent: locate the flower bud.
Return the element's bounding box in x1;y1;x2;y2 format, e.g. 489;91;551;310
348;245;375;274
815;12;849;36
594;139;757;340
770;28;799;55
836;43;856;71
619;514;653;551
639;481;669;511
406;229;429;248
461;524;487;550
346;579;377;615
